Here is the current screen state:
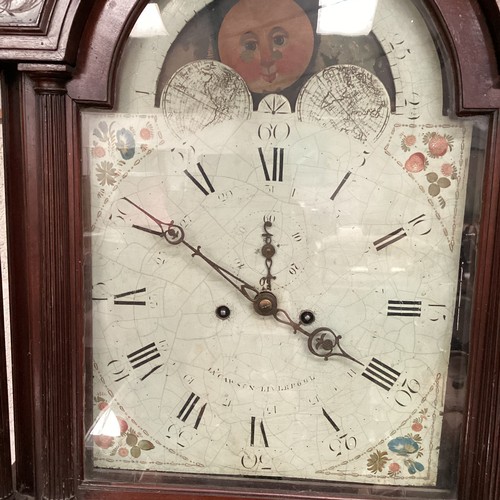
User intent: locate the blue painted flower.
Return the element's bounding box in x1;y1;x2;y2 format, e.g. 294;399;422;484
116;128;135;160
388;437;419;456
407;460;425;474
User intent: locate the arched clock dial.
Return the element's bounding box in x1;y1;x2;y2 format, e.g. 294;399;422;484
83;0;477;491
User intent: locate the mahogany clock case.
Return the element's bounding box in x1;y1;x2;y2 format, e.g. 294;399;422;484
0;0;499;500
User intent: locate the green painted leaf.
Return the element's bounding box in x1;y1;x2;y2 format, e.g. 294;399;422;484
138;440;155;451
126;433;138;447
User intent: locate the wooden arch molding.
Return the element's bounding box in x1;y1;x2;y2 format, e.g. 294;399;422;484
63;0;500;109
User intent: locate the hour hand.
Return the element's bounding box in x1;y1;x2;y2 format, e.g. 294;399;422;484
248;291;362;365
271;307;363;365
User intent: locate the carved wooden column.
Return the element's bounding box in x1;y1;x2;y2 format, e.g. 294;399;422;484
10;64;76;500
0;259;13;500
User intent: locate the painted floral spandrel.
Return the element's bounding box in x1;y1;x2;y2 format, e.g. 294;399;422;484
91;119;155;192
367;409;429;478
93;397;155;460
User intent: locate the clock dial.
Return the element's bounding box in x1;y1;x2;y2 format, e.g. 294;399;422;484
83;0;479;492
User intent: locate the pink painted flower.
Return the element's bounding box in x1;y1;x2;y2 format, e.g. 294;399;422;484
93;435;114;449
140;127;153;140
92;145;106;158
118;447;129;457
389;462;401;473
404;152;426;173
97;401;109;411
412;422;423;432
441;163;454;177
423;132;454;158
428;134;449;157
117;417;128;434
404;135;417;147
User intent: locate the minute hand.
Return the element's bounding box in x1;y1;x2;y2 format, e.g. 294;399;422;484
123;198;259;303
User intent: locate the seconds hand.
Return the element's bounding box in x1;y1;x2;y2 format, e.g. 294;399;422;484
122;197;363;364
260;220;276;290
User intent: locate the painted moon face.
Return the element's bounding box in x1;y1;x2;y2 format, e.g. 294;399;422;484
218;0;315;94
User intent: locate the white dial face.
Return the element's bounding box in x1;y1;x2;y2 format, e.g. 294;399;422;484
84;0;474;489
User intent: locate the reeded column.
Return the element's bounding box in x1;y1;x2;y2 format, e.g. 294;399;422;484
20;65;76;500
